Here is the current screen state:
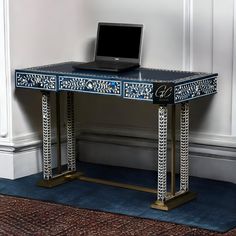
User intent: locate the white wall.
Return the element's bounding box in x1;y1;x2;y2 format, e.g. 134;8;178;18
76;0;236;183
77;0;183;132
76;0;234;136
10;0;84;139
0;0;86;178
1;0;236;181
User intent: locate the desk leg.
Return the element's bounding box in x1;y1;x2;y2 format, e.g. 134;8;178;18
41;92;52;180
171;105;176;196
67;92;76;171
151;102;196;211
56;93;62;174
157;105;168;202
180;102;189;191
38;92;81;188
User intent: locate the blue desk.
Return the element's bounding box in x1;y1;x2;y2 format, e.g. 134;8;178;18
15;61;218;210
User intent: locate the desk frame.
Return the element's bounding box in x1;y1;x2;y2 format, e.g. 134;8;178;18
38;92;195;210
16;63;217;211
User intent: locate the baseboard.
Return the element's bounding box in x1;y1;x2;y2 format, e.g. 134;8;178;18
0;137;68;180
79;124;236;184
1;125;236;183
190;154;236;183
0;147;43;180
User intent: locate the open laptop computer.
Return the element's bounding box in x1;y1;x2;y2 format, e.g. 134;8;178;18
73;22;143;72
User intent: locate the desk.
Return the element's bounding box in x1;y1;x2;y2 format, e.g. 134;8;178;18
15;61;218;210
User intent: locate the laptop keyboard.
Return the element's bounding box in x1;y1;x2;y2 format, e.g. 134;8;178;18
72;60;139;72
94;61;135;68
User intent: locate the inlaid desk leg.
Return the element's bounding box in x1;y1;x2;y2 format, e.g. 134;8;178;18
151;102;196;211
38;92;80;188
67;92;76;171
41;92;52;180
157;105;168;203
180;102;189;191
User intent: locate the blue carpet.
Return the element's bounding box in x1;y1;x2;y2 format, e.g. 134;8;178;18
0;162;236;233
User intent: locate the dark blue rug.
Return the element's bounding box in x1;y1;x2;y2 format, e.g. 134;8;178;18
0;162;235;233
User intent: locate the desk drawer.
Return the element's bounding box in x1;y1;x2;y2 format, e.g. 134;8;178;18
123;82;153;101
174;77;217;103
59;76;121;96
15;72;57;91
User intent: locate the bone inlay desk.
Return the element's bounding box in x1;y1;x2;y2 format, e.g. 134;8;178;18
15;61;218;210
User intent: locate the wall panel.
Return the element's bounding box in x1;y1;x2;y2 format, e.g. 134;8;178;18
232;0;236;135
0;0;10;140
188;0;234;135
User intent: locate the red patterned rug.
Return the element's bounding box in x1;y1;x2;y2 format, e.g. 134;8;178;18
0;195;235;236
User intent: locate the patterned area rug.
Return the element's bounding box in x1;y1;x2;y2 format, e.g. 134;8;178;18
0;195;235;236
1;162;236;232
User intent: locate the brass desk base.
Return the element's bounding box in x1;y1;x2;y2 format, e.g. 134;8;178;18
38;171;83;188
38;172;196;211
151;191;197;211
78;176;157;194
79;176;196;210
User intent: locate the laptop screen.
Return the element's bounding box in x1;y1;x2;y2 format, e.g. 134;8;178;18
96;23;143;62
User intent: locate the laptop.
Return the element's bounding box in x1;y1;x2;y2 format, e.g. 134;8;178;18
73;22;143;72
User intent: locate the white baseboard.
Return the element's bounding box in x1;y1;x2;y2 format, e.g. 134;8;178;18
79;139;236;183
190;154;236;183
0;152;14;179
0;124;236;183
79;124;236;184
0;136;68;179
0;147;43;180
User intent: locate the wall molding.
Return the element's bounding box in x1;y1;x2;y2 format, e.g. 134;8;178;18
231;0;236;135
211;0;215;73
0;0;10;139
0;124;235;182
0;135;68;179
0;129;67;179
182;0;193;71
79;123;236;148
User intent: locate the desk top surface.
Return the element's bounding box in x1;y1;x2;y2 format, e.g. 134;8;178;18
18;61;217;84
15;61;218;104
